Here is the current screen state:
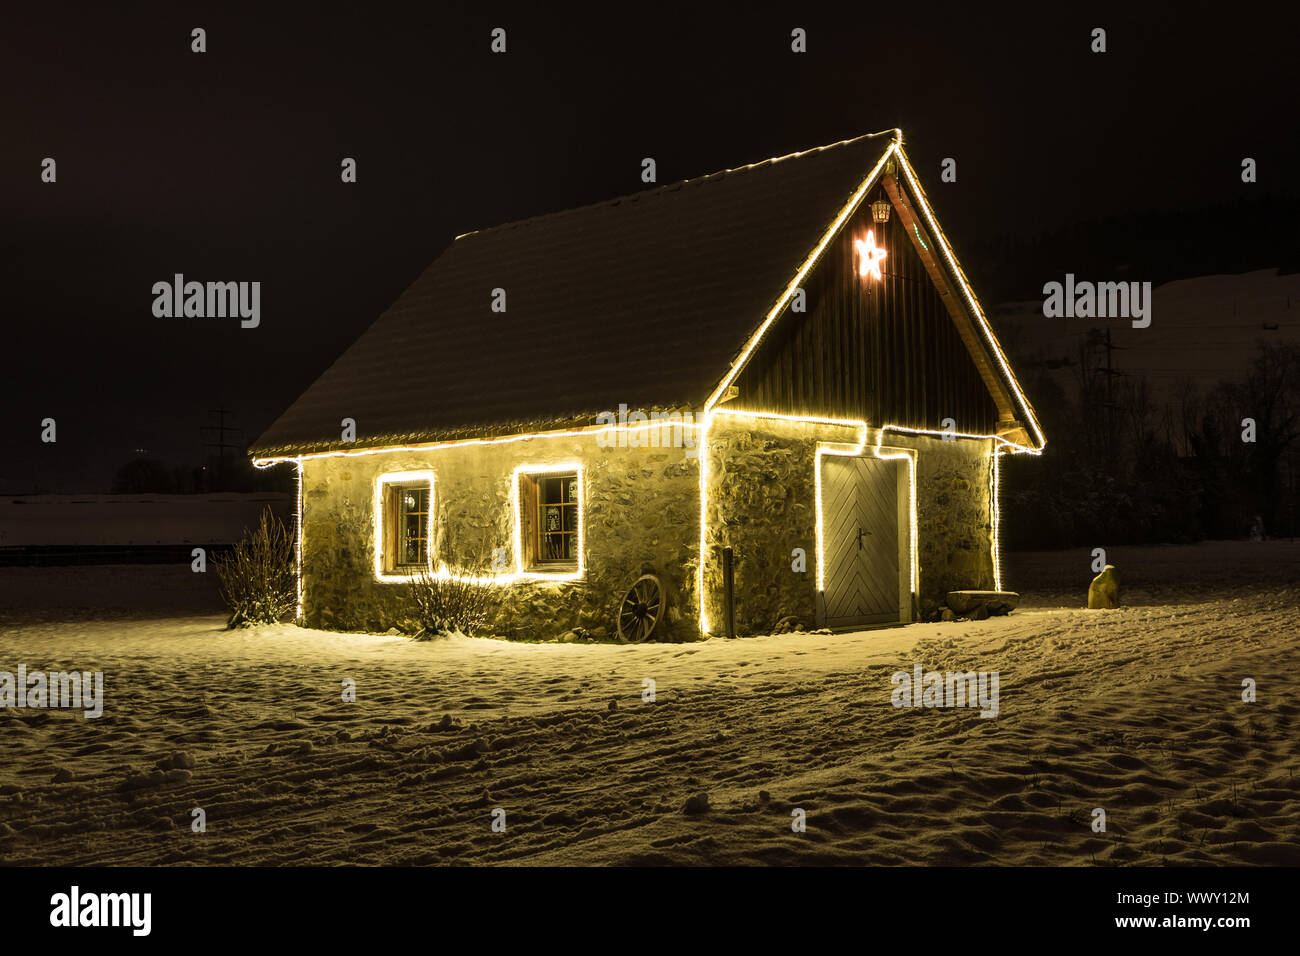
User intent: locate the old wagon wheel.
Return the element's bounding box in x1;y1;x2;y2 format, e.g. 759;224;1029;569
617;574;665;642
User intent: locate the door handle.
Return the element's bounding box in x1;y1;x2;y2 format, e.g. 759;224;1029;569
856;526;871;549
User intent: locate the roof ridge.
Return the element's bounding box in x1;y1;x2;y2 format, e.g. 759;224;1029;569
453;128;901;241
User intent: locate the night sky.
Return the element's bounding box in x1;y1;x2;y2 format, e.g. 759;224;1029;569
4;1;1297;492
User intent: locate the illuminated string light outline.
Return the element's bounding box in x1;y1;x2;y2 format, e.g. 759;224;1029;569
285;411;1014;622
372;471;436;582
262;128;1044;633
811;425;870;593
990;448;1003;592
452;131;896;243
876;422;1041;455
266;422;697;595
700;132;903;415
892;145;1047;452
711;409;919;605
510;462;585;582
696;135;1043;456
696;131;904;633
714;408;1026;617
296;459;304;620
870;432;919;602
874;423;1027;600
252;418;702;469
292;410;1001;628
697;409;713;633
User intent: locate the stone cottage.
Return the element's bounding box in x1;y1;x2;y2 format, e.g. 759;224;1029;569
249;128;1045;640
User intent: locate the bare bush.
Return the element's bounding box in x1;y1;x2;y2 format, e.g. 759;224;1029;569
408;559;496;639
214;508;296;628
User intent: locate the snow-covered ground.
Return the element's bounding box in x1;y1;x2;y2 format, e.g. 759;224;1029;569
1;542;1297;865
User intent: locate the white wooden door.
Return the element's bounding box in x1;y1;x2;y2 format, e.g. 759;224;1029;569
821;456;909;628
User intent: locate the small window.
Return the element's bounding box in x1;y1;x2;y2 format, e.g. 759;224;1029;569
518;471;580;569
377;474;433;576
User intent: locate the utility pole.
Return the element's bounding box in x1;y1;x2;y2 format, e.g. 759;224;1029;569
1090;328;1126;470
201;406;243;492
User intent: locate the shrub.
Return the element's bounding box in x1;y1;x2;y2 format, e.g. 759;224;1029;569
408;563;496;639
214;508;296;628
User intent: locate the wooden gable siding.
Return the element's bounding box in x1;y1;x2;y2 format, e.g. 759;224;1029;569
729;185;999;433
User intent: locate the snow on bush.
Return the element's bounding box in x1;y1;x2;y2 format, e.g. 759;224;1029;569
408;564;495;639
213;508;296;628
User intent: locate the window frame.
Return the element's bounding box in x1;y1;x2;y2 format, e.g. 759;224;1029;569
374;470;435;580
513;464;584;579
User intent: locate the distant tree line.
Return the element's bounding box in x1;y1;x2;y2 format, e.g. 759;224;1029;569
1004;341;1300;549
110;452;291;494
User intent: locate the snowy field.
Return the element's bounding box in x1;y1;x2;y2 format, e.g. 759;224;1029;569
1;541;1298;866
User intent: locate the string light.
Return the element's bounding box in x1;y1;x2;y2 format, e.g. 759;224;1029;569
694;131;1041;632
702;137;902;413
879;422;1041;454
265;127;1043;633
892;145;1046;452
296;459;304;620
989;449;1002;592
695;133;903;633
714;409;1026;615
510;462;585;581
711;409;920;612
452;131;899;244
697;410;713;633
871;431;919;599
372;471;435;582
812;426;870;592
253;418;703;469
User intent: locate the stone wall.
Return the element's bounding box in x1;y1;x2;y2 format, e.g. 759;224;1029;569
298;421;996;640
885;431;997;612
300;431;702;640
704;415;996;632
703;415;856;636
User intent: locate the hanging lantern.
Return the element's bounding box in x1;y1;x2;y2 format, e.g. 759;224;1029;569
871;198;891;223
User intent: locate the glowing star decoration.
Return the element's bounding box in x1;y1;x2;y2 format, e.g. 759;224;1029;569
855;230;887;279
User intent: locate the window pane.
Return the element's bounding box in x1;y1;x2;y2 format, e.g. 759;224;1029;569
530;473;577;565
543;504;562;533
541;477;560;505
394;484;429;567
542;532;565;560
